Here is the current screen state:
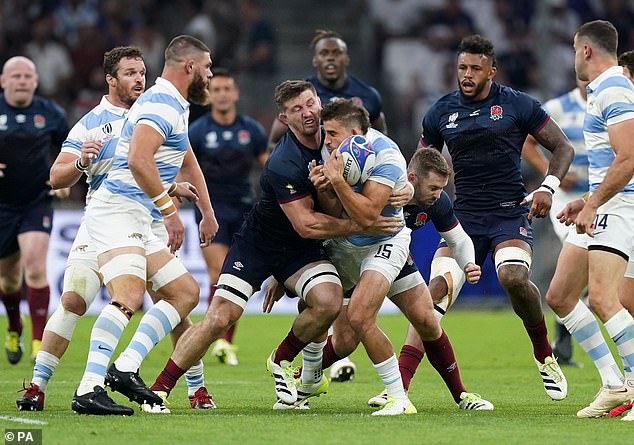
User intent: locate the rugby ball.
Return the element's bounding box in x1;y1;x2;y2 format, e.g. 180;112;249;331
338;135;376;186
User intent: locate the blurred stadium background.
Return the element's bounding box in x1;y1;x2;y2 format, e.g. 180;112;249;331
1;0;632;313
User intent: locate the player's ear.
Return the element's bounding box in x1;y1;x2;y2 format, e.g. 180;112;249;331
278;113;289;126
312;54;318;68
105;74;116;88
488;66;497;80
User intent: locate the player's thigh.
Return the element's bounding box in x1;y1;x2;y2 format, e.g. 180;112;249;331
63;219;102;310
284;259;342;313
390;281;440;340
0;206;21;261
98;246;147;309
213;235;274;311
587;250;627;320
17;231;50;281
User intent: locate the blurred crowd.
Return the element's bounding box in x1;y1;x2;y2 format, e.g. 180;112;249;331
2;0;634;205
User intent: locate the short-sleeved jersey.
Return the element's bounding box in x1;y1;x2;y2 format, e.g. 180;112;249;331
245;129;324;251
0;94;69;207
585;66;634;195
543;88;587;193
421;82;549;211
306;75;383;122
403;191;459;233
189;113;267;204
345;128;407;246
61;96;128;204
96;77;190;220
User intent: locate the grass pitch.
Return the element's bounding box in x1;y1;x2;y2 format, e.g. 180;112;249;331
0;311;630;445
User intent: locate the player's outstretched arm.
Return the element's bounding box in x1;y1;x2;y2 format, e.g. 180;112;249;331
280;195;361;239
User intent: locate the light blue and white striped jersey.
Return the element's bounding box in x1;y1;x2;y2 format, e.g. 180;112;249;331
543;88;587;193
97;77;190;218
61;96;127;203
585;65;634;194
346;128;407;246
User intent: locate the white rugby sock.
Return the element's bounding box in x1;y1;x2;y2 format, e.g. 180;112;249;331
560;301;623;387
114;300;181;372
374;354;406;400
604;309;634;381
301;340;326;385
32;351;60;392
77;304;129;395
185;360;205;396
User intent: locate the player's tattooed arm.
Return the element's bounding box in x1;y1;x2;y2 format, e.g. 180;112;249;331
532;118;574;181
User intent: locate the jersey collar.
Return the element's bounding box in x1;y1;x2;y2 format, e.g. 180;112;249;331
587;65;623;93
100;96;128;116
155;77;190;110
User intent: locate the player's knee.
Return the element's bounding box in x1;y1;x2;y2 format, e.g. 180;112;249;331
332;333;358;357
202;301;238;337
61;292;87;316
0;276;21;294
497;264;530;292
346;305;373;335
175;275;200;314
307;287;342;322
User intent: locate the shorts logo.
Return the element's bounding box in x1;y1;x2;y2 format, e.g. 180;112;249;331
519;227;528;237
490;105;503;121
238;130;251;145
128;232;143;240
233;261;244;271
414;212;428;227
34;114;46;129
42;216;51;229
74;244;88;252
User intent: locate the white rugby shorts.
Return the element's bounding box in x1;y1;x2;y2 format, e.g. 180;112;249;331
325;227;411;292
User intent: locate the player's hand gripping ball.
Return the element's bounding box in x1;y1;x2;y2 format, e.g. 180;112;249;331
338;135;376;186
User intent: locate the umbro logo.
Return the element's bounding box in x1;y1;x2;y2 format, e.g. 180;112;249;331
233;261;244;271
469;109;480;116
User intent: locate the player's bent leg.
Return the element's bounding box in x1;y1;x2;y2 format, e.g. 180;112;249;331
328;305;361;382
151;283;246;397
495;242;567;400
620;275;634;316
429;251;466;319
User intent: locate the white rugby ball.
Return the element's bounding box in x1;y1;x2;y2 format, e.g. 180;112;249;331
338;135;376;186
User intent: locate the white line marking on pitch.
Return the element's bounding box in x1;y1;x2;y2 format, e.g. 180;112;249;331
0;416;48;425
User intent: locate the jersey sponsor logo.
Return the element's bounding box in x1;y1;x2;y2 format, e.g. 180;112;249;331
0;114;6;130
34;114;46;129
238;130;251;145
15;114;26;124
446;112;458;129
233;261;244;271
285;183;297;195
490;105;503;121
222;130;233;141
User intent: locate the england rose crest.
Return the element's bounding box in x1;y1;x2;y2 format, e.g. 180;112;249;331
490;105;503;120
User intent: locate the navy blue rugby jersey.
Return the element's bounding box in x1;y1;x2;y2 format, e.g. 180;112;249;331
245;129;324;249
0;94;69;207
404;191;458;233
306;75;383;122
420;83;549;211
189;113;267;204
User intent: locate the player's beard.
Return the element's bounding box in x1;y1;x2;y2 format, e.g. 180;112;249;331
188;71;210;106
458;78;487;99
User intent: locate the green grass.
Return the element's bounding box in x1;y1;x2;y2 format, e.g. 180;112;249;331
0;311;630;445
